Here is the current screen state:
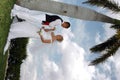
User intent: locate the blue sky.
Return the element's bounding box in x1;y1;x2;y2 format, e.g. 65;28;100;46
13;0;120;80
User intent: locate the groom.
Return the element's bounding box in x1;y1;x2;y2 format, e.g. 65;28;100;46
15;13;70;31
42;14;70;30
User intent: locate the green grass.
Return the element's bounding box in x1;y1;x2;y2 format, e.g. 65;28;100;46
0;0;16;79
0;1;29;80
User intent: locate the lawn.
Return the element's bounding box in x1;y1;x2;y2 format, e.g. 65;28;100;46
0;0;16;79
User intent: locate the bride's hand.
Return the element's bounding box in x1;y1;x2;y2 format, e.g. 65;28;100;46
41;26;45;29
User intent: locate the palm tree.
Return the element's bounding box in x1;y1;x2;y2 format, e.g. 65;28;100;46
17;0;120;25
83;0;120;65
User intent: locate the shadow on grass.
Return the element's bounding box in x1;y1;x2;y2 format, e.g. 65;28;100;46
5;38;28;80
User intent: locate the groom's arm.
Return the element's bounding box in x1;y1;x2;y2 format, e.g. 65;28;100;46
42;27;55;32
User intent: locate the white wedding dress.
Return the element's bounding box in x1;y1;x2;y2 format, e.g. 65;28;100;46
3;5;49;54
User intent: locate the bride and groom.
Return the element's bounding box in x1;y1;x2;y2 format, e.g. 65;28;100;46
15;13;70;43
3;5;70;54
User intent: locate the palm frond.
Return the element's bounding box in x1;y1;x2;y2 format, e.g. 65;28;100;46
110;24;120;29
89;52;111;65
89;41;120;65
83;0;120;13
113;19;120;25
90;35;118;52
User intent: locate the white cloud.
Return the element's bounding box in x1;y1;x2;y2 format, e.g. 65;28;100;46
58;38;95;80
95;32;102;44
20;27;95;80
112;48;120;80
40;54;63;80
95;69;111;80
72;20;89;44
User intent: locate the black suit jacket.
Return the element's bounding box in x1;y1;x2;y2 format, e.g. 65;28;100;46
42;14;63;24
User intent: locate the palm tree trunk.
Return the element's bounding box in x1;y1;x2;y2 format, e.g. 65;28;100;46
17;0;120;25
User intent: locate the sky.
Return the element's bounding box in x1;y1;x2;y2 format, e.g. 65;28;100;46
15;0;120;80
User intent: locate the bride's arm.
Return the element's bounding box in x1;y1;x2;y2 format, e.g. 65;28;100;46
38;32;52;43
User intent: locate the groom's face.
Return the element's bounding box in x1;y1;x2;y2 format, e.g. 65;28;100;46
62;22;69;28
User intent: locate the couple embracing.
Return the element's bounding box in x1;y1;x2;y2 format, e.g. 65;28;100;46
3;5;70;54
37;14;70;43
16;13;70;43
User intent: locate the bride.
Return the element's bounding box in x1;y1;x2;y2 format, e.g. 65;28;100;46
3;4;64;54
3;18;63;54
38;27;63;43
